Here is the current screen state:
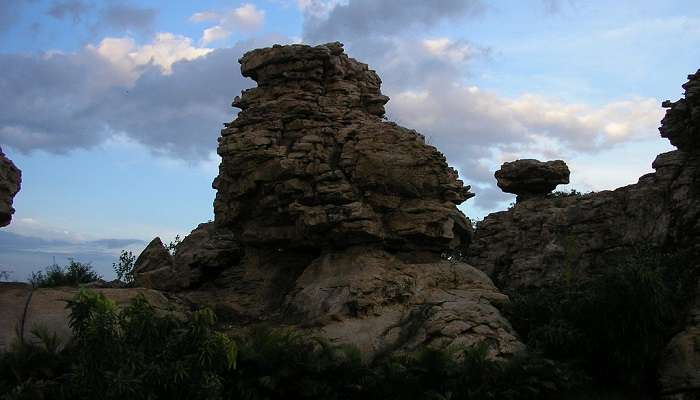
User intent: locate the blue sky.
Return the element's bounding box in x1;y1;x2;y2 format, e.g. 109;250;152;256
0;0;698;280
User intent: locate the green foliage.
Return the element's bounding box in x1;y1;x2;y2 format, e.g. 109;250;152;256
29;259;101;288
167;235;181;256
547;189;586;198
0;289;581;400
507;247;698;392
112;250;136;285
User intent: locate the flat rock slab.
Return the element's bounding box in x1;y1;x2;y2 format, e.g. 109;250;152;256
0;283;183;351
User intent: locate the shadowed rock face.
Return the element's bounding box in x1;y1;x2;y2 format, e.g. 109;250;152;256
467;70;700;294
213;42;473;252
466;70;700;399
495;159;569;202
0;146;21;227
133;237;188;291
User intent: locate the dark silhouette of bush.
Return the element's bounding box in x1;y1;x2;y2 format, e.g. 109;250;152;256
29;259;101;288
506;247;698;395
0;289;580;400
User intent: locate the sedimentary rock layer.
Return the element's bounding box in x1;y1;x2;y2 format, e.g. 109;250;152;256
213;42;473;252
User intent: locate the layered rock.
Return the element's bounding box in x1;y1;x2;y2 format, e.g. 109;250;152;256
466;70;700;398
0;146;21;227
153;42;521;359
213;42;473;252
495;159;569;202
467;71;700;293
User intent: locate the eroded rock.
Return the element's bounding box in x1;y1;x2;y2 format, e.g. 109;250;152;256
134;237;188;291
161;42;521;359
468;70;700;294
495;159;570;202
214;42;473;252
0;146;21;227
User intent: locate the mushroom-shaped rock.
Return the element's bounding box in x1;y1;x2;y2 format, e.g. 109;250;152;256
133;237;188;291
0;146;21;227
495;159;570;202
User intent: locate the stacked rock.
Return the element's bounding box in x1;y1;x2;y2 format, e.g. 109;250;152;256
494;159;570;202
660;69;700;153
213;42;473;251
0;146;21;227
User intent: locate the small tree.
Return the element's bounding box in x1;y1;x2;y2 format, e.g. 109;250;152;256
113;250;136;285
167;235;181;256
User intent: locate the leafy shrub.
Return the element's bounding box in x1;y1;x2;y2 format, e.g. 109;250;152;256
113;250;136;285
507;247;698;393
0;290;581;400
29;259;101;288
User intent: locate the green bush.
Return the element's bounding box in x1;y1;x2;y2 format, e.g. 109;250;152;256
507;247;698;393
29;259;101;288
113;250;136;285
0;289;580;400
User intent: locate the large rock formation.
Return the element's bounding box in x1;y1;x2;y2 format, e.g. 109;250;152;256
0;146;21;227
467;70;700;399
467;71;700;292
139;42;521;359
213;42;473;252
495;159;570;202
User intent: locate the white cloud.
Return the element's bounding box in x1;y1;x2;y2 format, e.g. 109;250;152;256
422;38;474;62
189;11;219;23
192;3;266;45
202;26;231;45
387;82;665;209
224;3;265;31
87;33;212;85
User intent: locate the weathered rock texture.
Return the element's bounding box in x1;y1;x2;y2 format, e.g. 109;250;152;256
0;146;21;227
467;71;700;292
0;283;183;352
495;159;569;202
213;42;473;252
133;237;188;291
144;42;521;359
467;70;700;398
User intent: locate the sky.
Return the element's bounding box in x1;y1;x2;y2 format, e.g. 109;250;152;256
0;0;698;280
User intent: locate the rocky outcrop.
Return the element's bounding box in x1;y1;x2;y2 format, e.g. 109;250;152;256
466;70;700;398
133;237;188;291
0;283;183;352
467;71;700;293
143;42;521;359
0;146;21;227
213;42;473;253
495;159;569;202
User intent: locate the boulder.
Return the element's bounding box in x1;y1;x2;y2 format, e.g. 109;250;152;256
0;146;21;227
495;159;570;202
133;237;188;291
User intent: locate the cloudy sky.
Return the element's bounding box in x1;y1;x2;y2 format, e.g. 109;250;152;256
1;0;698;280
